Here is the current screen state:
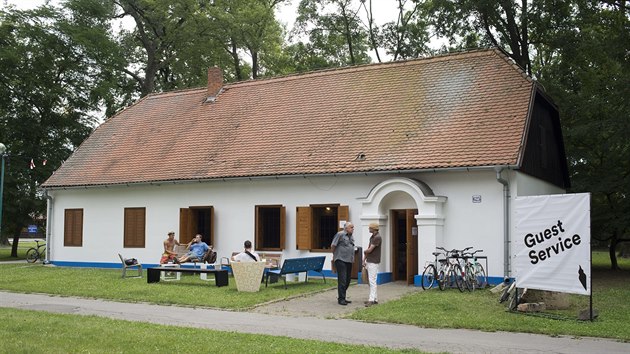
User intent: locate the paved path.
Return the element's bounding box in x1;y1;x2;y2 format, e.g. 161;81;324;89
1;288;629;353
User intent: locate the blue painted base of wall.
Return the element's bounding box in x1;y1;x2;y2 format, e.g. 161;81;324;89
51;261;216;270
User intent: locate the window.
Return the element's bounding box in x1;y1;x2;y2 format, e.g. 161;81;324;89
255;205;285;250
64;209;83;247
296;205;349;251
124;207;145;248
180;206;214;245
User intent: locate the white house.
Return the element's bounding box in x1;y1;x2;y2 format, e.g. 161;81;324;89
41;48;569;286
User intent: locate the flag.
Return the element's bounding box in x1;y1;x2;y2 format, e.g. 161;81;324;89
29;159;35;169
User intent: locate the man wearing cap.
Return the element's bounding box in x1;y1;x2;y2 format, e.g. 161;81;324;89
363;223;382;306
160;231;180;264
331;222;355;305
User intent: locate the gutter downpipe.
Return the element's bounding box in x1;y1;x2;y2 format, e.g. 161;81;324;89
43;189;52;264
495;166;510;278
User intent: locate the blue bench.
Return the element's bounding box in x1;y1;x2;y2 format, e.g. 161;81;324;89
265;256;326;289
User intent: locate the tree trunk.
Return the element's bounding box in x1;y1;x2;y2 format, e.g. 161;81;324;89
609;237;619;270
10;224;22;258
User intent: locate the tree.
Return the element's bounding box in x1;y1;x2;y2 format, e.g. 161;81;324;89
209;0;286;80
425;0;532;74
537;0;630;269
379;0;432;60
0;6;96;253
295;0;371;66
62;0;231;101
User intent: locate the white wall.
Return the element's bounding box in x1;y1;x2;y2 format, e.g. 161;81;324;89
47;169;560;280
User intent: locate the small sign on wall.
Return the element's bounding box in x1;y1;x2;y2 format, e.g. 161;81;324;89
339;220;347;229
472;195;482;203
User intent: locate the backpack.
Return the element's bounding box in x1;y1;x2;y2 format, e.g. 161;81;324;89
203;248;217;264
124;258;138;265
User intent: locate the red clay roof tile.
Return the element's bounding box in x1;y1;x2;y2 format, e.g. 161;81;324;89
42;49;534;188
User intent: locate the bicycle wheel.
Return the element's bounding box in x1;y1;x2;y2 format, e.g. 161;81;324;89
450;264;465;292
474;264;487;289
437;270;447;290
421;264;437;290
464;264;476;292
26;248;39;263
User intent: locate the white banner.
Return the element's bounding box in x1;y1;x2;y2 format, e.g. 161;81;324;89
514;193;591;295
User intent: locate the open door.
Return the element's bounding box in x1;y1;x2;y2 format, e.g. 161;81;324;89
391;209;418;284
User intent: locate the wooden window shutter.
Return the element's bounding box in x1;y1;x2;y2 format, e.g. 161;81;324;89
64;209;83;247
337;205;349;230
279;206;286;250
179;208;192;244
255;206;262;248
124;208;145;248
209;206;214;246
296;206;312;250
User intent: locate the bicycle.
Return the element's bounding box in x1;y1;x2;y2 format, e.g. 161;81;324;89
421;250;447;290
436;247;465;292
26;240;46;263
461;248;487;292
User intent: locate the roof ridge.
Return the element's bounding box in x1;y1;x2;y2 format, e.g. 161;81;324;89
226;47;500;89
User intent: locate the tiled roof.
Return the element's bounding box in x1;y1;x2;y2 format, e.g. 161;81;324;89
42;48;535;188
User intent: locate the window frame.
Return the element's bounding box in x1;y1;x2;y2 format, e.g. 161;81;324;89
255;205;286;251
296;204;348;252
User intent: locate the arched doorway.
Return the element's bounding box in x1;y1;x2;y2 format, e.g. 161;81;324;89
359;178;446;285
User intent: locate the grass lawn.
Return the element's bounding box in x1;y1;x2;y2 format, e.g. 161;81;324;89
0;264;334;309
0;250;629;345
0;240;37;261
0;307;422;354
350;251;630;341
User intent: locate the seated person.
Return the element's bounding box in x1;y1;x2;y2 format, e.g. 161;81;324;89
232;240;260;262
177;234;209;263
160;231;180;264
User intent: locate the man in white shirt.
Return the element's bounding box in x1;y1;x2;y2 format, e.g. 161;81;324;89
232;240;260;262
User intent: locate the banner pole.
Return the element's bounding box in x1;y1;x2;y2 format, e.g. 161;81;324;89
590;244;593;321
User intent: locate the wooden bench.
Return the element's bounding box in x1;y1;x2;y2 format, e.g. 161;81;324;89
265;256;326;289
147;267;228;287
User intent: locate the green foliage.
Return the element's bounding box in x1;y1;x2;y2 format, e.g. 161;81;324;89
0;308;418;354
0;6;97;243
536;2;630;263
294;0;371;67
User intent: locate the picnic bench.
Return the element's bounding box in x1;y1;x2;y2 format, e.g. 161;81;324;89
265;256;326;289
147;267;228;287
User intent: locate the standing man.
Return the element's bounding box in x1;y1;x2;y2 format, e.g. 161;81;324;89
160;231;180;264
363;223;382;306
331;222;355;305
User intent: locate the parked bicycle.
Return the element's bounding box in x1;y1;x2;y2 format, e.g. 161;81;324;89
461;248;487;292
436;247;465;292
421;250;447;290
26;240;46;263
